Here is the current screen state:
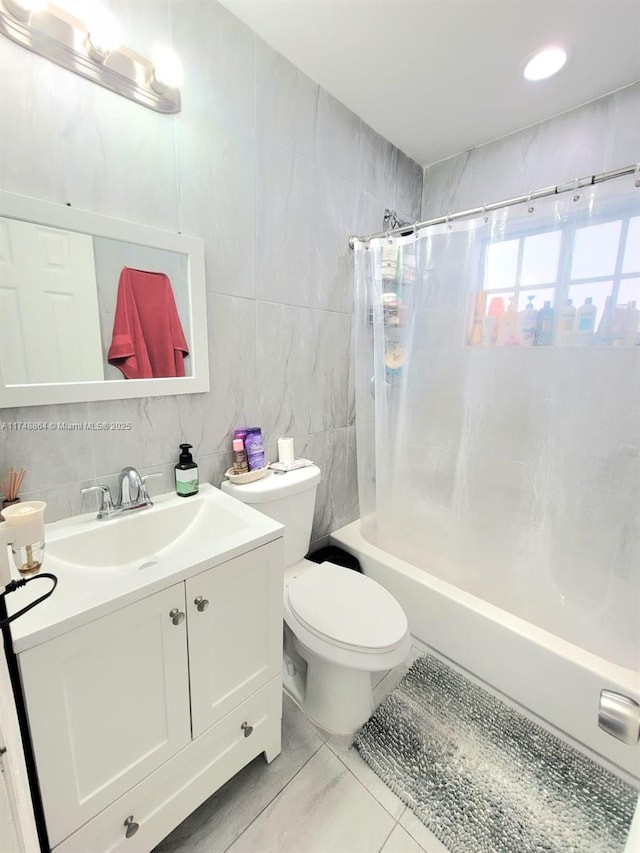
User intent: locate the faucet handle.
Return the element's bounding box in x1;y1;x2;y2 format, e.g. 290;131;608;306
140;472;162;506
80;485;115;519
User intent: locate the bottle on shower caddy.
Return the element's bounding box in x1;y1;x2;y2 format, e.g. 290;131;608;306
381;244;399;283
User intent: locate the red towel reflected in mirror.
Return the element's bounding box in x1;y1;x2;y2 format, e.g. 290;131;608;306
107;267;189;379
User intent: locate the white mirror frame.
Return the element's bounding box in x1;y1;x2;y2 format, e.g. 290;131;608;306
0;191;209;408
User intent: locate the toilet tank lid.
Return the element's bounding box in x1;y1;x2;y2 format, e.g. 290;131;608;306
220;465;321;504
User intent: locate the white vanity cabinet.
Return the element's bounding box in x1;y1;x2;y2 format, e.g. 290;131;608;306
187;547;282;737
16;539;284;852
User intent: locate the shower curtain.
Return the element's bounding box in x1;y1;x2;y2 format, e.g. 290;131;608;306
353;173;640;671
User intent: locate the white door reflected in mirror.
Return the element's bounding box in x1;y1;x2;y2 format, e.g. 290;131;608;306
0;219;103;384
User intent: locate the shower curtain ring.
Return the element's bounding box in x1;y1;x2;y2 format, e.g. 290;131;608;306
527;192;534;213
386;229;393;245
482;204;488;223
634;163;640;188
446;213;452;231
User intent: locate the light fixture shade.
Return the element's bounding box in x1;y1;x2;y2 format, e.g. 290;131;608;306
14;0;46;9
3;0;47;20
151;46;184;91
523;47;567;81
85;5;122;57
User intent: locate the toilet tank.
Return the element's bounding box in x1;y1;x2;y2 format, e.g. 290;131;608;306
220;465;321;567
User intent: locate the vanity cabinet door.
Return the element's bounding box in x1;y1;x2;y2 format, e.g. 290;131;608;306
187;539;284;738
18;583;191;848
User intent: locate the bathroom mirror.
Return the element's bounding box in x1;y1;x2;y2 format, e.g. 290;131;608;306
0;191;209;408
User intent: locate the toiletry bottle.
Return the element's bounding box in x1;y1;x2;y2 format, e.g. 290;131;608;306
573;297;597;346
496;297;518;346
518;295;537;346
625;301;639;346
595;295;614;346
382;244;398;283
175;443;199;497
469;291;486;346
534;301;555;346
485;297;504;346
611;302;628;346
555;299;576;346
232;438;249;474
245;428;265;471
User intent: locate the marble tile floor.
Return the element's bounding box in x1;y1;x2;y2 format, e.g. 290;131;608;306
155;647;449;853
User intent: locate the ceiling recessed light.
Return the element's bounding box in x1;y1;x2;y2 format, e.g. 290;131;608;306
523;47;567;81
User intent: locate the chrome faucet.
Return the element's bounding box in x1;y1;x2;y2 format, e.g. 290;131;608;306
118;466;144;507
81;467;162;520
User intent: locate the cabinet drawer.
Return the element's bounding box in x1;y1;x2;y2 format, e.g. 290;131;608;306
55;677;282;853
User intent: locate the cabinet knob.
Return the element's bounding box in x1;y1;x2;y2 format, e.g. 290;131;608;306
241;721;253;738
123;815;139;838
194;595;209;612
169;608;185;626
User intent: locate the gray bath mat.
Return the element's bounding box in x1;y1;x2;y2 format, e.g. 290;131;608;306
354;655;638;853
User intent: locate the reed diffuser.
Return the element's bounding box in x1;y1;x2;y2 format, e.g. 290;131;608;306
1;467;26;509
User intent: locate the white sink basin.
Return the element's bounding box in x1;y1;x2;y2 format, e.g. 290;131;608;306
44;484;273;570
6;483;284;654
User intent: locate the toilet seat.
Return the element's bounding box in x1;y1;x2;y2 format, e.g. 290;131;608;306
285;562;409;656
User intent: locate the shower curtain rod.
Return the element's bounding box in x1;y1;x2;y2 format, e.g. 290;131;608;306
348;163;639;249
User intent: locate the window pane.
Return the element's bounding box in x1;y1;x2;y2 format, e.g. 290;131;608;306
571;220;622;279
618;277;640;305
484;240;518;289
622;218;640;274
521;231;561;285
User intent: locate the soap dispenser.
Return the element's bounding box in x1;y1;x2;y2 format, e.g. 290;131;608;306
175;444;199;497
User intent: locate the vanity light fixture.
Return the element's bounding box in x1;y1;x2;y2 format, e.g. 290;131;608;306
523;46;567;81
0;0;182;113
3;0;46;22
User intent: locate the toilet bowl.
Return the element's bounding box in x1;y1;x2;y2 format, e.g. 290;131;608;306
221;465;411;734
282;558;410;732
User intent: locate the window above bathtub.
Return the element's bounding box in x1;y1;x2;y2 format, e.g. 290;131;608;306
469;197;640;348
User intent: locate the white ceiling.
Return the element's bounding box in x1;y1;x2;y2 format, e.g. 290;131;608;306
217;0;640;166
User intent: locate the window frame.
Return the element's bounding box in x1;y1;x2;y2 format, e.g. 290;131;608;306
478;199;640;313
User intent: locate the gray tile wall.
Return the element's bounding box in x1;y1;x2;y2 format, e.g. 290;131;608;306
422;82;640;217
0;0;422;543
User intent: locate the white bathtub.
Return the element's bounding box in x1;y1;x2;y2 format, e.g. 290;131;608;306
330;520;640;784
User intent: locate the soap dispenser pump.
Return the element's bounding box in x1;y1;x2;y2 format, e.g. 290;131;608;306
175;443;199;497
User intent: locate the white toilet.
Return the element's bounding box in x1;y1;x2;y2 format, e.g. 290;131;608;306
221;465;411;734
